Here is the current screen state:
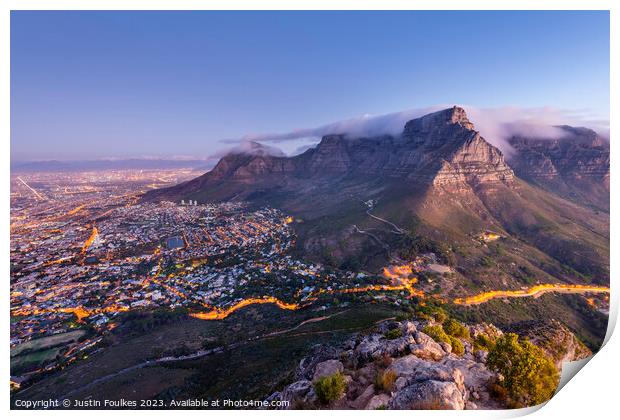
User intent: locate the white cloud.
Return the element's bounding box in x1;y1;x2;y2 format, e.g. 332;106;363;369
217;105;609;157
210;140;286;158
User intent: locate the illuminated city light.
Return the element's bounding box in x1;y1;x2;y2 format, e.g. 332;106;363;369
453;284;610;305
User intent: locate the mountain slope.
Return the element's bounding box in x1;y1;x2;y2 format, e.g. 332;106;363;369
145;107;609;291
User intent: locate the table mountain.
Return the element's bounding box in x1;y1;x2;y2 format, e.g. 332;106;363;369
146;106;515;203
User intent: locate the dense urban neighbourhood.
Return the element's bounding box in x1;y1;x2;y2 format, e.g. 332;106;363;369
10;170;422;387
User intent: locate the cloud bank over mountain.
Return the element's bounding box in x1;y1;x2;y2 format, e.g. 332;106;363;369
219;105;609;157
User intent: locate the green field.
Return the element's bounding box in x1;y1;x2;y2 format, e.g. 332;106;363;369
11;330;85;357
11;330;86;375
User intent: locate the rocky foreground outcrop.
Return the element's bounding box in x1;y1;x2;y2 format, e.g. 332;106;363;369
267;317;589;410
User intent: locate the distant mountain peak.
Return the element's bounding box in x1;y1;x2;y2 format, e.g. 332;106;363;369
403;106;475;137
432;105;474;129
447;105;474;128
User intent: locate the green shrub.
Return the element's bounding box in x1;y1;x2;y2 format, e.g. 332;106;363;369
397;233;452;264
422;325;450;344
443;319;470;339
473;333;496;352
374;369;397;392
416;304;447;323
449;336;465;355
313;372;347;404
384;328;403;340
486;333;559;408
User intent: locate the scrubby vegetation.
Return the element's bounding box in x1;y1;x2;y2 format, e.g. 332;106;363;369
443;318;470;339
486;333;559;408
422;318;469;356
116;307;188;334
415;303;448;323
473;332;496;352
421;318;472;357
422;324;450;344
432;309;448;323
480;256;494;267
397;232;455;265
418;315;561;407
374;369;397;392
449;336;464;355
313;372;347;404
384;328;403;340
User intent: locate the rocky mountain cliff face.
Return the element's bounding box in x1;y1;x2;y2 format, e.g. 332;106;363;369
302;106;515;187
145;106;515;203
507;126;609;210
267;317;587;410
147;107;609;211
267;318;496;410
401;107;514;187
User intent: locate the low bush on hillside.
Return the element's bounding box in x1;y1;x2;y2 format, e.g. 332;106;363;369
422;325;450;345
473;332;496;352
313;372;347;404
384;328;403;340
486;333;559;408
416;304;448;323
443;318;470;339
397;232;455;265
117;307;188;334
423;322;470;356
480;256;494;267
449;336;465;356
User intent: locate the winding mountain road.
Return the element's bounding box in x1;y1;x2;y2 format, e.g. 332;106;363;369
365;209;406;235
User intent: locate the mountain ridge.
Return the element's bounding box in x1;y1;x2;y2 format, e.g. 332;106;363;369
145;106;516;204
507;125;609;210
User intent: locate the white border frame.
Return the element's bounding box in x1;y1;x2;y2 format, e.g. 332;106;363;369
2;2;616;420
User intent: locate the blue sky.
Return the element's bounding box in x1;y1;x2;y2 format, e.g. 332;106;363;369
11;10;609;161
